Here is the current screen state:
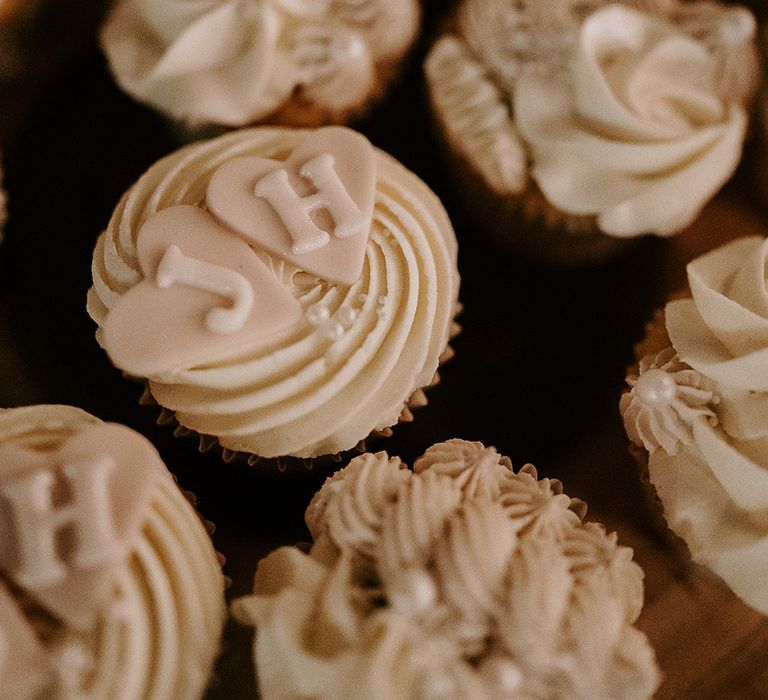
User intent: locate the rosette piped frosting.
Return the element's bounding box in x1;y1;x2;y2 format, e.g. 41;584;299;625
621;236;768;613
425;0;757;238
100;0;420;127
233;439;660;699
0;405;226;698
87;127;459;460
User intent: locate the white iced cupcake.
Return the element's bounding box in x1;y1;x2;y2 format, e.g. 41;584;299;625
87;126;460;465
233;439;660;699
101;0;420;130
0;404;227;698
425;0;758;264
621;236;768;614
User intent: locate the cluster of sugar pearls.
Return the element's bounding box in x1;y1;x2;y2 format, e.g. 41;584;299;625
304;439;659;699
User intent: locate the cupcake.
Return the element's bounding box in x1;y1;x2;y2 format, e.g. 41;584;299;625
424;0;758;264
621;236;768;614
233;439;661;699
100;0;420;131
0;404;227;698
87;126;460;465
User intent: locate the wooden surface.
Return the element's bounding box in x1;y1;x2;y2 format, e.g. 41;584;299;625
1;3;768;697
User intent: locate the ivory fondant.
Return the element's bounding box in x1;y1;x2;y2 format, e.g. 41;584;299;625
102;204;302;378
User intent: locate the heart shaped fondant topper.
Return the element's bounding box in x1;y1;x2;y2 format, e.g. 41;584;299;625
0;423;161;631
206;126;377;286
103;205;303;378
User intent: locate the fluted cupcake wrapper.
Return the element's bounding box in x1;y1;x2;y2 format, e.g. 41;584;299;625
138;310;462;474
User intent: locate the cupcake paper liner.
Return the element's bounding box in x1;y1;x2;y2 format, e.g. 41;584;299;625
138;307;462;473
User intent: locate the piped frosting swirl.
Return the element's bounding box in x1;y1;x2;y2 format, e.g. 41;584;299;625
621;236;768;613
234;440;660;699
87;127;459;459
100;0;420;127
0;405;226;699
425;0;757;238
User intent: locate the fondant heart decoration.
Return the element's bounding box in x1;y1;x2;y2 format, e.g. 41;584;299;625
103;205;303;377
0;424;161;630
206;126;377;286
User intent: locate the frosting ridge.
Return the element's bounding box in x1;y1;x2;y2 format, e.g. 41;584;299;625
88;127;459;458
234;440;660;699
514;4;753;237
425;0;757;238
621;236;768;613
101;0;419;126
0;405;226;699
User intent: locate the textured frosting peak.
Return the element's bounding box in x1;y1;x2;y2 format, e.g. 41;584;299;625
622;347;718;455
234;440;660;699
515;2;754;237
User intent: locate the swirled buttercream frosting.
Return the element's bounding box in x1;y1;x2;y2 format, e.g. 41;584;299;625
233;439;660;699
100;0;419;127
0;404;226;699
425;0;757;238
87;126;460;459
621;236;768;613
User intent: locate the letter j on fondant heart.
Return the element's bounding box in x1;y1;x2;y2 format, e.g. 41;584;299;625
103;205;303;377
206;126;377;286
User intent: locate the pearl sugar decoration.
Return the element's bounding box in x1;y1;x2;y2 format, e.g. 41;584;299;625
622;348;718;456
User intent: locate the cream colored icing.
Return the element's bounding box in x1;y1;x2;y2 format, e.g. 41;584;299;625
424;35;527;196
515;4;754;236
100;0;419;127
621;347;718;455
0;423;167;631
427;0;756;237
0;405;227;699
233;440;660;700
621;236;768;613
88;127;460;459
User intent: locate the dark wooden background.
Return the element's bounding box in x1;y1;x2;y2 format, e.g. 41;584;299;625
1;1;767;697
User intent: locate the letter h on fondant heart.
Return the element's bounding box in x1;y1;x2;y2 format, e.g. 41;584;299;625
255;153;365;255
207;127;377;286
0;424;158;629
2;456;118;590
